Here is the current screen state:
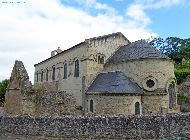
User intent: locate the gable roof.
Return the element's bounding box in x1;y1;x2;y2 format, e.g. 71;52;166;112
86;71;143;94
34;32;128;67
106;40;169;64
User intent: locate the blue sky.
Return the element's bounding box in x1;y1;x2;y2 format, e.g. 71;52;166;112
60;0;190;38
0;0;190;82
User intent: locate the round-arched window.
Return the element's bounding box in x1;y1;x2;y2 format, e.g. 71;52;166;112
135;102;140;115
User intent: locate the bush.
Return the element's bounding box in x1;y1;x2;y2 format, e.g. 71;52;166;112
175;69;190;84
177;94;190;105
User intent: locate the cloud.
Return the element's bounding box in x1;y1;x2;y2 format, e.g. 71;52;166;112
134;0;185;9
125;0;186;35
126;4;151;27
0;0;156;83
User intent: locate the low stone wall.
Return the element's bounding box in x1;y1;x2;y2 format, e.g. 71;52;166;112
0;113;190;139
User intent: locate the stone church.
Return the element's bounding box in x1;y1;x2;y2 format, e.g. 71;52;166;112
33;32;178;115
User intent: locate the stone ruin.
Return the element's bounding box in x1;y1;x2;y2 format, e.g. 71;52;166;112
4;60;76;116
4;60;33;115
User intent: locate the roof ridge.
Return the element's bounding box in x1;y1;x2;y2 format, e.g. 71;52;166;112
85;32;125;42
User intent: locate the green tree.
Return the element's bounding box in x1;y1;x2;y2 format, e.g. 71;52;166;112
0;79;9;103
149;37;190;63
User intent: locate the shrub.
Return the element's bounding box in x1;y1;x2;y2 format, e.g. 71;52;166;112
175;69;190;84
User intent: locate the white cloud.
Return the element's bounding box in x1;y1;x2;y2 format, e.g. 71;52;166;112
134;0;185;9
0;0;156;83
126;4;151;27
125;0;185;36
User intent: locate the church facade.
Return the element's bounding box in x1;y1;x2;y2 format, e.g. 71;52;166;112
34;32;178;115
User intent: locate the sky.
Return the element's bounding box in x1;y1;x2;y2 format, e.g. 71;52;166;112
0;0;190;83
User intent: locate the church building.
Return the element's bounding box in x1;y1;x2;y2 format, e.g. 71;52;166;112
34;32;178;115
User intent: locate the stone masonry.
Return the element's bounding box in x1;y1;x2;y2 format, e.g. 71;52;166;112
4;60;33;116
0;113;190;139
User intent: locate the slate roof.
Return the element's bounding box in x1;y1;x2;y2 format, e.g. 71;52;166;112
106;40;169;64
86;71;144;94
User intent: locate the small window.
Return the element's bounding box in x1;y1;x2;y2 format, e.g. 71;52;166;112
74;59;79;77
146;79;155;88
36;72;39;82
90;100;93;113
135;102;140;115
63;63;67;79
98;56;104;64
52;66;55;80
46;69;48;81
41;71;43;82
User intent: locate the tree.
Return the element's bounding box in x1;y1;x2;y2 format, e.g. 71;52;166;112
149;37;190;63
0;79;9;103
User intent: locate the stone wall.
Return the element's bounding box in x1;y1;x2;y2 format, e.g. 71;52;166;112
104;59;177;113
5;91;77;117
0;113;190;139
86;94;141;115
104;59;175;90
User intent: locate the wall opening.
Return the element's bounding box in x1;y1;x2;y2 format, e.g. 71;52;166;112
146;79;155;88
98;55;105;64
135;102;140;115
74;59;79;77
52;66;55;80
46;69;48;81
63;63;67;79
90;100;93;113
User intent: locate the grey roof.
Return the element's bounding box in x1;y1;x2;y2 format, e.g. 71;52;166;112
106;40;168;64
86;71;143;94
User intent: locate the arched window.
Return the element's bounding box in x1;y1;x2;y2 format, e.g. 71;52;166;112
135;102;140;115
41;71;43;82
52;66;55;80
168;82;175;109
74;59;79;77
90;100;93;113
46;69;48;81
63;63;67;79
98;55;104;64
36;72;39;82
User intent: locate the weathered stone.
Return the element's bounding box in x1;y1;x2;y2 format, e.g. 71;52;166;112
4;60;33;116
0;113;190;139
